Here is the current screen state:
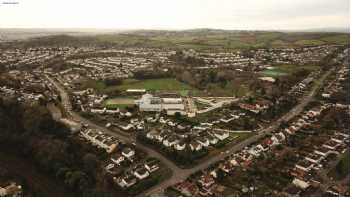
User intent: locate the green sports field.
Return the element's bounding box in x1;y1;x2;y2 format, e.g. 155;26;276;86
104;78;196;96
260;64;320;78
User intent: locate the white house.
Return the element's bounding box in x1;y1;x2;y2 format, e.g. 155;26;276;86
314;147;336;157
207;136;218;145
163;136;178;147
322;140;340;150
116;176;137;188
189;142;203;151
144;160;160;173
331;133;348;144
213;130;229;141
111;155;125;165
122;148;135;159
305;153;324;164
196;137;210;147
119;124;134;131
295;160;314;172
175;141;186;151
293;178;310;189
156;132;167;142
134;168;150;180
146;130;159;140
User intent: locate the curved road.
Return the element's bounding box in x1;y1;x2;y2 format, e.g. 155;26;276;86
45;74;183;182
46;68;333;197
140;68;334;196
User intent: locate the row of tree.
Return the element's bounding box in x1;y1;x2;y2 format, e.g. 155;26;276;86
0;98;125;197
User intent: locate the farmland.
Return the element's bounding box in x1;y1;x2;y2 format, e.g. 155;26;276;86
15;30;350;50
94;30;350;50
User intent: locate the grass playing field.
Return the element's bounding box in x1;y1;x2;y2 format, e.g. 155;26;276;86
104;98;135;109
260;64;320;77
105;98;135;105
104;78;196;96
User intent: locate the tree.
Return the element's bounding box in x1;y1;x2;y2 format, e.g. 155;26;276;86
174;112;182;120
219;78;227;88
83;153;99;176
65;171;89;192
216;168;225;182
56;167;71;180
83;189;114;197
336;160;344;175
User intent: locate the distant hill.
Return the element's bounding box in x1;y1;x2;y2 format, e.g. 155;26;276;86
2;28;350;49
0;28;125;42
296;28;350;33
95;29;350;49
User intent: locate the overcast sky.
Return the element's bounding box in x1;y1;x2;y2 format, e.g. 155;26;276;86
0;0;349;30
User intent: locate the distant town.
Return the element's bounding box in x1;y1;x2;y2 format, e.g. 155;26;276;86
0;29;350;197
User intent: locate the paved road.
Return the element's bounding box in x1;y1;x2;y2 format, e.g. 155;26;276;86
46;68;332;197
45;74;183;184
141;68;334;197
46;75;72;112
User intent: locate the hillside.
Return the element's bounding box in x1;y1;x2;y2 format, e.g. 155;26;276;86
4;29;350;50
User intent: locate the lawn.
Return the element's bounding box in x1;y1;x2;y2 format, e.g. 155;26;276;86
260;69;288;77
214;133;253;148
106;98;135;105
195;100;211;110
206;82;249;97
329;150;350;180
83;77;246;97
81;78;106;91
260;64;319;78
104;78;196;96
104;97;136;109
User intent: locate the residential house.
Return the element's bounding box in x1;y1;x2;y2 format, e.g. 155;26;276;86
314;146;336;157
144;160;160;173
189;141;203;151
134;167;150;180
122;148;135;159
175;141;186;151
292;178;310;189
116;175;137;188
175;181;199;197
163;135;178;147
207;135;218;145
196;137;210;147
198;174;215;188
305;153;324;164
213;130;229;141
111;155;125;165
322;140;340;150
295;160;314;172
